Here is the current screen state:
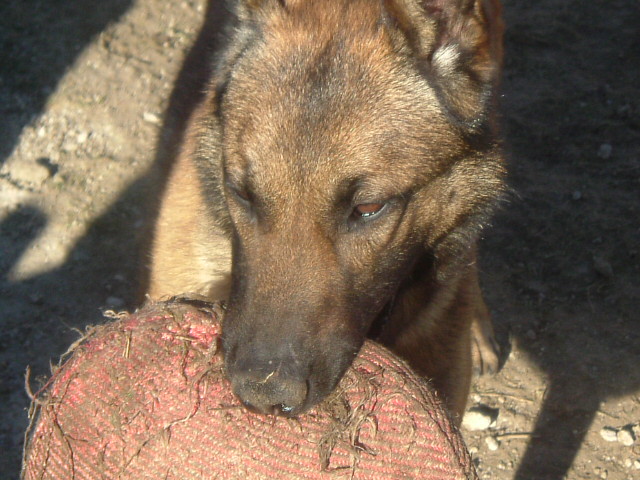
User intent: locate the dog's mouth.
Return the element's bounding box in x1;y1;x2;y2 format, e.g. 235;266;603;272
220;284;406;417
223;326;363;417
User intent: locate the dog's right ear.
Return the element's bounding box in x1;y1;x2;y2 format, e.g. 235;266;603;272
382;0;503;132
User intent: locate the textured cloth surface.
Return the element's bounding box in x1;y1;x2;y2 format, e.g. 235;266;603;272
23;299;478;479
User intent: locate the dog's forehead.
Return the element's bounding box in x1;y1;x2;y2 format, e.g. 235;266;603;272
225;7;412;120
221;0;463;196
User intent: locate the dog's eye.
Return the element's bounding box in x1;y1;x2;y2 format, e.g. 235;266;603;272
234;189;251;203
227;183;252;205
352;202;385;219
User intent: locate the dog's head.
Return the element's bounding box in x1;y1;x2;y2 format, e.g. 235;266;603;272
196;0;504;416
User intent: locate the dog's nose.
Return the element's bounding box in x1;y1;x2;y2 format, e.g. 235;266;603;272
230;366;308;416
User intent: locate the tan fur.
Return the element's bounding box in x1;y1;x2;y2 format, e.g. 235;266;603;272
148;0;504;421
148;97;231;300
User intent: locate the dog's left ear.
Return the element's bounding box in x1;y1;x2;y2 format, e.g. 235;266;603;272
383;0;503;131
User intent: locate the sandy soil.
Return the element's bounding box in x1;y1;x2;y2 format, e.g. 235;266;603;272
1;0;639;478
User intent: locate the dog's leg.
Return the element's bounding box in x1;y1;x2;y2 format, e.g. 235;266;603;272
382;252;497;422
148;137;231;300
468;268;501;376
383;279;471;422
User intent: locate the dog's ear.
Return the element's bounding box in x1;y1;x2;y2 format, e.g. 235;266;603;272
383;0;503;131
236;0;303;19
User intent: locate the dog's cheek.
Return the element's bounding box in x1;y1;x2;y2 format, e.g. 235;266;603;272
338;237;415;314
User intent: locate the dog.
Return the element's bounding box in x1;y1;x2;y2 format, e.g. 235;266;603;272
147;0;505;423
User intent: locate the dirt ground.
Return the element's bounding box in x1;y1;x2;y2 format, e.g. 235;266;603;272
1;0;638;478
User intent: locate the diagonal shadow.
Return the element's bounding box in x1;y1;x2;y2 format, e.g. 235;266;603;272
485;0;640;477
0;178;155;476
136;0;229;295
1;3;228;476
0;0;133;164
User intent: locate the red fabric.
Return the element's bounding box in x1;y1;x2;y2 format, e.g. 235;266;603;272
23;299;477;479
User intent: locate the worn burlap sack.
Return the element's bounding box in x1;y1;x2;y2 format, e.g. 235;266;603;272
23;298;477;479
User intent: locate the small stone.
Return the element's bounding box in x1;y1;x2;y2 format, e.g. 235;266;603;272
525;329;537;340
525;280;547;294
600;427;618;442
29;294;44;305
617;104;631;117
593;256;613;278
463;405;499;431
61;134;79;152
76;131;88;144
105;296;125;308
4;158;52;185
572;190;582;200
617;426;636;446
634;459;640;470
598;143;612;159
485;436;500;451
143;112;161;124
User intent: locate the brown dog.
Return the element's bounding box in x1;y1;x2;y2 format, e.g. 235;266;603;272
148;0;505;422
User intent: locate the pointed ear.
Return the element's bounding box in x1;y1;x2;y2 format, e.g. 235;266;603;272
384;0;504;131
236;0;301;20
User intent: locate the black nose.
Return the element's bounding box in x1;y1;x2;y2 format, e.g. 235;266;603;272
230;365;308;416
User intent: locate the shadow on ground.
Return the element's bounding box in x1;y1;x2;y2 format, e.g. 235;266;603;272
0;0;135;164
1;2;225;476
484;0;640;477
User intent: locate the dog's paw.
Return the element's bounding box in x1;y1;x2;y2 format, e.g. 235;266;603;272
470;314;501;377
471;330;500;376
